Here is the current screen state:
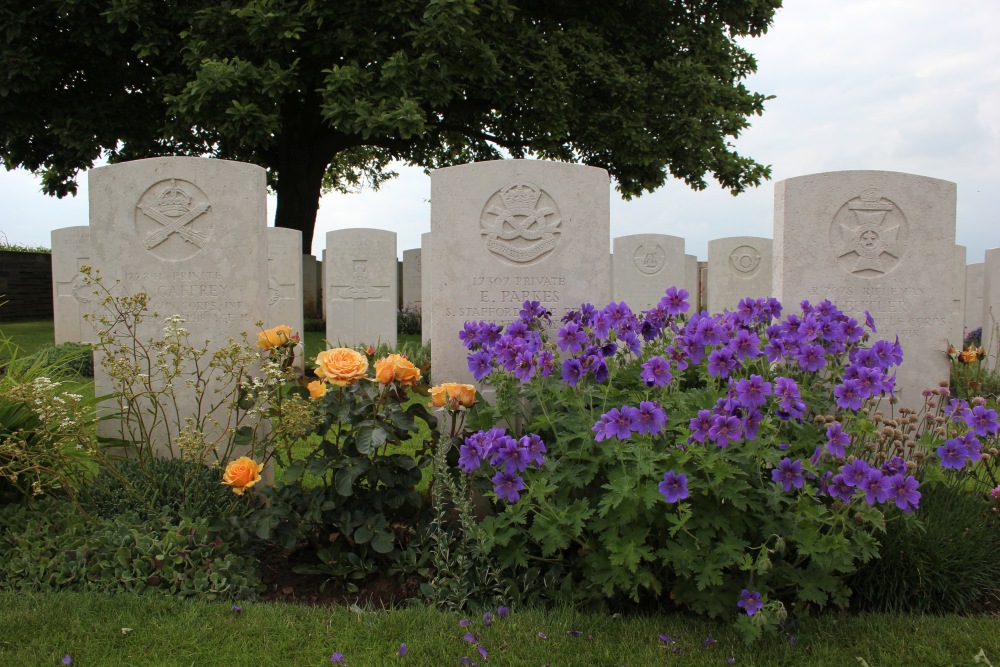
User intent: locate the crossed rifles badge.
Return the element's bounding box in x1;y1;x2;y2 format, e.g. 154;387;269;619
835;187;905;274
136;179;212;257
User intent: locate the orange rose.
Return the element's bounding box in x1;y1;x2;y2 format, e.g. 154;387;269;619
222;456;264;495
256;324;294;350
959;348;979;365
307;380;328;399
314;347;369;387
429;382;477;408
374;354;422;386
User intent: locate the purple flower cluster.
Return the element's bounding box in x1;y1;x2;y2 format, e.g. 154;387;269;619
460;428;546;503
462;289;692;386
592;401;668;441
820;458;921;513
935;398;999;470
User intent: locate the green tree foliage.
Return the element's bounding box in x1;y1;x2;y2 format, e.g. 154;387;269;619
0;0;781;251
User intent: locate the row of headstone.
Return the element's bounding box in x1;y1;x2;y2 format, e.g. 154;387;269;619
53;157;982;460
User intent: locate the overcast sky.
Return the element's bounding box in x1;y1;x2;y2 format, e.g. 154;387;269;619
2;0;997;263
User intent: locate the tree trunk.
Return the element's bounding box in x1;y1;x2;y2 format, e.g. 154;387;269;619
273;155;327;254
272;100;341;254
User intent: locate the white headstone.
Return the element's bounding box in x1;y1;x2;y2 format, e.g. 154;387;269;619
325;228;398;349
302;254;319;318
317;256;325;319
611;234;686;311
402;248;422;309
774;171;957;407
951;245;966;349
707;236;773;314
421;232;432;345
684;254;699;310
966;262;985;338
88;156;270;456
51;226;97;345
430;160;611;388
698;261;707;313
267;227;304;369
983;249;1000;365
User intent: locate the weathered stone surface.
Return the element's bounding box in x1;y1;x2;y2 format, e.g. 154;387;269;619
612;234;686;311
429;160;611;388
402;248;421;309
983;249;1000;365
51;226;97;344
421;232;432;344
966;262;985;337
684;254;699;310
302;254;319;319
325;228;398;349
707;236;773;314
951;245;966;349
267;227;304;369
774;170;957;407
88;156;270;457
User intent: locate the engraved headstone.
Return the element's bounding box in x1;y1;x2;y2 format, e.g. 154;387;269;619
774;171;957;406
302;254;319;318
684;254;699;311
267;227;304;369
421;232;432;344
611;234;686;311
87;156;270;457
402;248;422;309
983;249;1000;365
326;229;398;349
430;160;611;388
951;245;966;348
707;236;773;313
966;262;985;337
318;255;325;319
51;226;98;345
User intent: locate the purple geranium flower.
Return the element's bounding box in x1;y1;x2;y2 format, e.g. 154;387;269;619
833;379;864;411
688;409;713;443
709;414;743;448
659;286;690;315
491;470;526;503
734;374;772;410
561;358;584;386
888;474;921;513
859;468;894;505
772;458;805;492
634;401;668;435
640;356;673;387
965;405;1000;437
825;422;850;459
937;438;969;470
659;471;689;503
737;589;763;616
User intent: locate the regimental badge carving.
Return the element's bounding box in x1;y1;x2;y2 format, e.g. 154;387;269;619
633;242;666;275
134;179;213;261
70;273;93;303
268;276;281;305
830;187;909;277
338;261;384;300
480;182;561;264
729;245;762;277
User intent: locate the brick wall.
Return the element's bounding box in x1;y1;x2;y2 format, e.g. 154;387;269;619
0;251;53;322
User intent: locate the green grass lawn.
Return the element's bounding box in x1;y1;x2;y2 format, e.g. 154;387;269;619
0;318;55;358
1;591;998;667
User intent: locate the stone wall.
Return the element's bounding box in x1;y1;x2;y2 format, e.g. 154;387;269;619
0;251;53;322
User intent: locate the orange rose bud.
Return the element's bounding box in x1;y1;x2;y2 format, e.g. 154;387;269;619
374;356;395;384
256;324;294;350
314;348;369;387
222;456;264;495
366;345;376;356
428;382;477;408
307;380;328;399
374;353;422;386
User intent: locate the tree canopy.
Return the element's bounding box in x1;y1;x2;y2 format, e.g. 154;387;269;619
1;0;782;252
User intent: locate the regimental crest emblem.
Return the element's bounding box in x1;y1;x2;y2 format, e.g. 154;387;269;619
633;242;666;275
338;260;384;300
729;245;762;277
268;276;282;305
830;187;909;276
480;182;561;264
70;274;93;303
134;178;213;261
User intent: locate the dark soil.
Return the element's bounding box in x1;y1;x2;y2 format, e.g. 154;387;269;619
256;546;423;607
